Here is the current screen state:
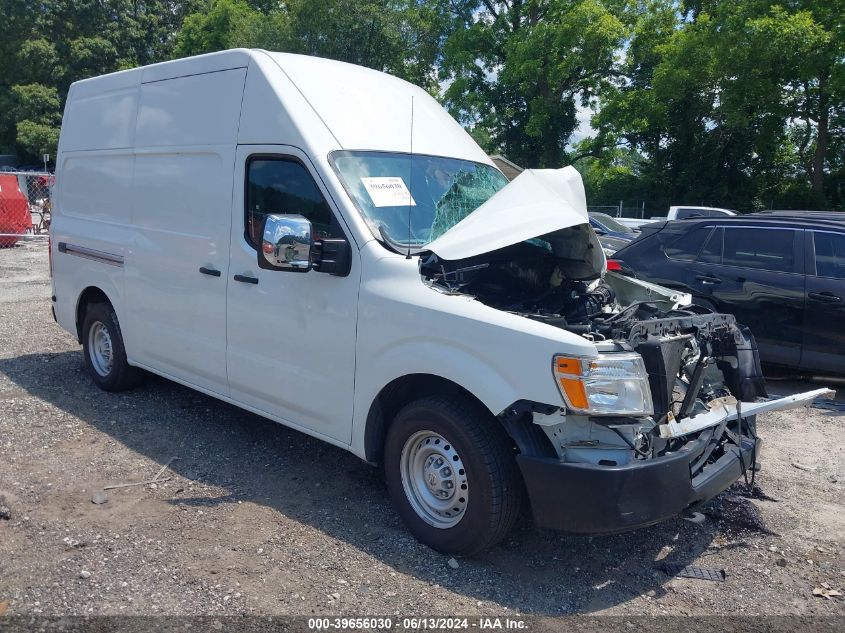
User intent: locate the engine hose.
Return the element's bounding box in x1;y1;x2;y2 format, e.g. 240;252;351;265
563;283;616;322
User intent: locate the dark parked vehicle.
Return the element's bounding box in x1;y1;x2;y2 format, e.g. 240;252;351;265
589;212;638;255
612;214;845;374
589;212;638;241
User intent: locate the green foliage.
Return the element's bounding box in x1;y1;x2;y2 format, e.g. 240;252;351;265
0;0;203;161
0;0;841;210
16;121;61;157
441;1;627;168
174;0;453;90
174;0;280;55
575;147;646;205
10;84;61;157
590;0;845;210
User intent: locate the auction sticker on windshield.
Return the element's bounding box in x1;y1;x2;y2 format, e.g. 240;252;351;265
361;177;417;207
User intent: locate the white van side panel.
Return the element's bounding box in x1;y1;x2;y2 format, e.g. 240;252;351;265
265;52;491;165
124;147;234;392
349;242;596;460
52;68;140;337
59;72;140;152
61;153;134;224
139;49;251;83
122;68;246;395
237;54;333;151
136;69;247;147
52;149;136;339
51;211;131;342
237;54;374;246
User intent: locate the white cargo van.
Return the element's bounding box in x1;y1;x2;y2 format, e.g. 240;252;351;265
51;49;828;555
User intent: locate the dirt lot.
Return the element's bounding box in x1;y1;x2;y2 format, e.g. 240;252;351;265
1;240;843;619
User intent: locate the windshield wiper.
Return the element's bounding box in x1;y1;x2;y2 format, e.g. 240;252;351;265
378;225;426;256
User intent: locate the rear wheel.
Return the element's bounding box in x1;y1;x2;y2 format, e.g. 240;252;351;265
81;302;143;391
384;395;522;556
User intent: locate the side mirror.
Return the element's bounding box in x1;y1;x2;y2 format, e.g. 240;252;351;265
312;238;351;276
259;214;313;272
593;227;607;236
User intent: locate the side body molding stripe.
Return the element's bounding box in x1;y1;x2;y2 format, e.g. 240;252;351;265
57;242;124;267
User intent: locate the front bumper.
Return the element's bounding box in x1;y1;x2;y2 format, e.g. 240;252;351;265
516;433;760;533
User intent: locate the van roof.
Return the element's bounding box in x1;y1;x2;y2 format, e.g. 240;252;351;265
62;49;492;165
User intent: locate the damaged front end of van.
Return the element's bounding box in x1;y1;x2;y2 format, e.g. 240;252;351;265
417;168;832;533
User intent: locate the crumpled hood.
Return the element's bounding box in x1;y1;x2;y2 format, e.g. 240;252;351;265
425;166;589;260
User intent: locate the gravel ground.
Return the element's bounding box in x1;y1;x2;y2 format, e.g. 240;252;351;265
0;240;843;618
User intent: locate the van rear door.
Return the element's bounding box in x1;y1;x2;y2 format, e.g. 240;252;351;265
225;146;359;443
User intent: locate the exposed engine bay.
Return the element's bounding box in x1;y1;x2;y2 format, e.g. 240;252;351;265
420;224;611;328
421;225;769;476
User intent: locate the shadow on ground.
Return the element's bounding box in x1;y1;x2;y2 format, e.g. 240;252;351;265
0;350;786;614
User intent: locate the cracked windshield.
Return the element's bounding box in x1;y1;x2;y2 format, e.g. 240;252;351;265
332;151;509;249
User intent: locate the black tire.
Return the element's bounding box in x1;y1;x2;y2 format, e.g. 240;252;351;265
81;302;143;392
384;395;522;556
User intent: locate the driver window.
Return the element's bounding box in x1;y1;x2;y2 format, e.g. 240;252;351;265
246;157;341;247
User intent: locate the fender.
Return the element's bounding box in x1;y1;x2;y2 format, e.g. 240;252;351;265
351;242;597;460
56;266;122;337
72;278;123;334
350;336;556;461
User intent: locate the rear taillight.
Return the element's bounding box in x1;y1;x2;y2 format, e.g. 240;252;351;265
48;236;53;277
606;259;636;277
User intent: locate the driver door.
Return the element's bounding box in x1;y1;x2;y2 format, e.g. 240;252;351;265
226;146;360;443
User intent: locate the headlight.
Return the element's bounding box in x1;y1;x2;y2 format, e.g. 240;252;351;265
553;352;654;416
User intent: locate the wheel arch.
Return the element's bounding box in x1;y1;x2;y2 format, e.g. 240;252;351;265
75;286;115;343
363;373;489;464
362;373;556;464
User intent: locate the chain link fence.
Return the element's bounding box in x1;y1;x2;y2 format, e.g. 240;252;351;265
587;203;654;219
0;171;53;247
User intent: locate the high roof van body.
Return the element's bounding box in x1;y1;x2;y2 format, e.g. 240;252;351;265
51;50;827;554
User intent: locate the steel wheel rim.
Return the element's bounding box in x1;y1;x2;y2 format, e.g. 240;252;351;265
88;321;114;377
400;430;468;529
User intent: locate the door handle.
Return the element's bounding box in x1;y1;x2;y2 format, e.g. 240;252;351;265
233;274;259;285
695;274;721;285
808;291;842;303
199;266;221;277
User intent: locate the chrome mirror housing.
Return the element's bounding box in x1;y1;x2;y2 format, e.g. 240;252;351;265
259;214;313;272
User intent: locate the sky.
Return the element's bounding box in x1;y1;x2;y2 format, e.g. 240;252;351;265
570;103;595;145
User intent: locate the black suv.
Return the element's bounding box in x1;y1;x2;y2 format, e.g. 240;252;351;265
612;213;845;374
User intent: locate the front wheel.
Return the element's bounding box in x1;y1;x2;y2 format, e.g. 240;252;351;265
384;395;522;556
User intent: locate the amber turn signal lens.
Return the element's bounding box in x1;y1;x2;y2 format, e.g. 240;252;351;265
556;357;582;375
558;377;589;410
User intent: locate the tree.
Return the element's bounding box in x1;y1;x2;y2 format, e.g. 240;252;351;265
175;0;452;91
0;0;203;162
746;1;844;196
11;84;62;157
591;0;845;210
174;0;281;56
440;0;627;168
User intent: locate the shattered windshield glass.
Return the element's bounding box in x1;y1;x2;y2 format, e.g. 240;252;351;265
331;151;509;249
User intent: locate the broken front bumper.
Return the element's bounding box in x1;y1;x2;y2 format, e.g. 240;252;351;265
658;388;834;439
517;387;833;533
516;431;760;533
